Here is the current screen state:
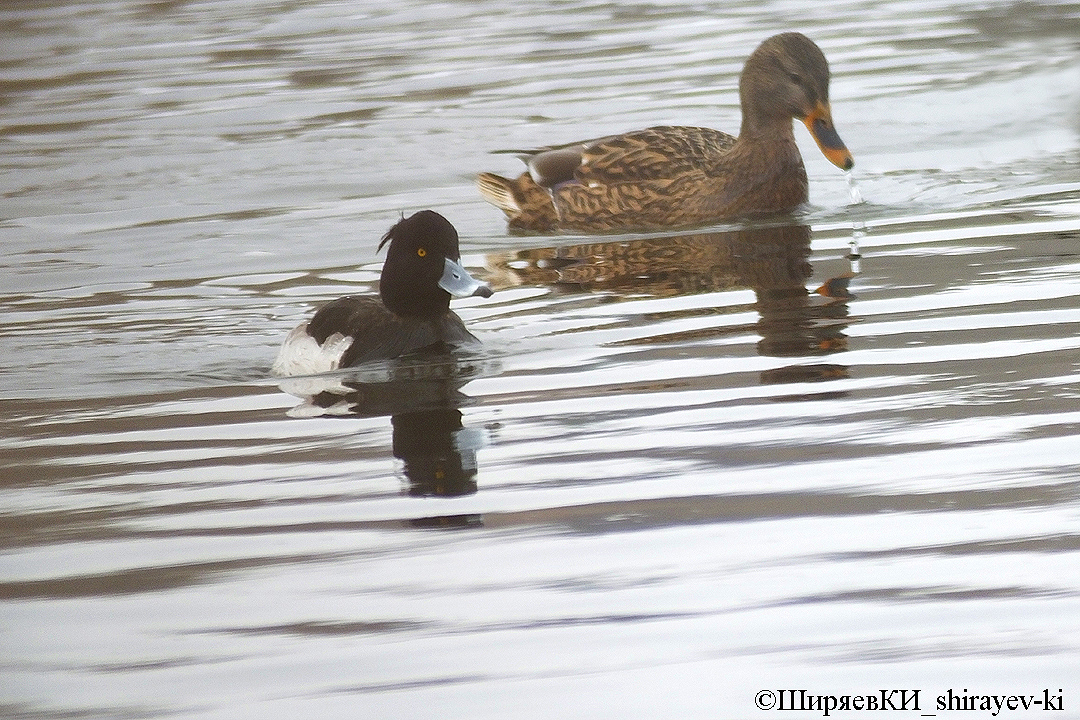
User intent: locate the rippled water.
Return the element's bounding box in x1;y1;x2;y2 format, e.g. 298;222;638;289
3;1;1080;717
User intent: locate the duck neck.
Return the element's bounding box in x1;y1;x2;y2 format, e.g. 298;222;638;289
713;121;808;216
738;105;797;145
380;271;451;319
734;106;804;173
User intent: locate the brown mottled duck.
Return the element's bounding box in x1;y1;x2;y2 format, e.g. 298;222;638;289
477;32;853;233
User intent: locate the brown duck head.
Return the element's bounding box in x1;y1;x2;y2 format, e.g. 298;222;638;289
739;32;853;171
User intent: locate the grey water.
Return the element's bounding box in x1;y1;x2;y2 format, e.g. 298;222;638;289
2;1;1080;717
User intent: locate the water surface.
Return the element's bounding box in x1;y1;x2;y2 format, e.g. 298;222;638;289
3;0;1080;717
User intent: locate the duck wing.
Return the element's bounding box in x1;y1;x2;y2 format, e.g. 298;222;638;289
523;126;736;188
290;296;476;369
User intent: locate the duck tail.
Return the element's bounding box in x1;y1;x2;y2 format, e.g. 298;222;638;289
477;171;560;231
476;172;521;216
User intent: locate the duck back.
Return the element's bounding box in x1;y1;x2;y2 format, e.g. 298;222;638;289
311;296;478;367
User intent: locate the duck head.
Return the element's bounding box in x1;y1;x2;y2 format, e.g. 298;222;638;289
378;210;493;318
739;32;854;171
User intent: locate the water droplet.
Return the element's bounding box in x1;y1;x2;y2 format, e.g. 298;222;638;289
844;171;865;274
845;170;864;205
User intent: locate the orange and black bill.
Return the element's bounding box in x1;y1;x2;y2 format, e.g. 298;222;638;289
803;102;854;170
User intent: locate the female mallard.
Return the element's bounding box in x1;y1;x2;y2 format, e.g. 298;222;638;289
272;211;493;376
477;32;853;233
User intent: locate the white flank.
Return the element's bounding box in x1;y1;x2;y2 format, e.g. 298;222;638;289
270;324;355;377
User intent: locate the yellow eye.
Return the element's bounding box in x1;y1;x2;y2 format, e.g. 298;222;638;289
417;247;427;257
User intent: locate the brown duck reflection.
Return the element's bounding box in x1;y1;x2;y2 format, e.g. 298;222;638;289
279;359;485;528
490;223;854;388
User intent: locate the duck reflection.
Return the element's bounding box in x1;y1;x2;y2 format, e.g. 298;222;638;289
392;407;478;498
489;223;855;392
278;356;485;528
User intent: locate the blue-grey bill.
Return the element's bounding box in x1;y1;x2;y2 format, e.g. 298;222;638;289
439;257;493;298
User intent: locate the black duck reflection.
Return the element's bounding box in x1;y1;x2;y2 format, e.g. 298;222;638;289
277;356;487;528
487;223;856;392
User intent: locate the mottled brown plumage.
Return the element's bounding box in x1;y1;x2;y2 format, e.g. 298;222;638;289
477;33;853;233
